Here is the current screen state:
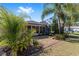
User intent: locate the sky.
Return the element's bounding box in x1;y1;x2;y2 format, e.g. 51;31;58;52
0;3;45;22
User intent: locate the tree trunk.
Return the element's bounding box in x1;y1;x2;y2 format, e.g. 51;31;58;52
61;20;65;34
68;16;72;37
57;17;61;34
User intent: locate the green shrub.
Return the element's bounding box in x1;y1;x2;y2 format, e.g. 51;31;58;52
0;6;35;56
33;39;39;47
54;34;65;40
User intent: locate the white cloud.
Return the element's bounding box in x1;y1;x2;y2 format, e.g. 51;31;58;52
17;6;34;14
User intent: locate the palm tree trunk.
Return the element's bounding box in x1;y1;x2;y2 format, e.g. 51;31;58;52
57;16;61;34
61;23;64;34
61;19;65;34
68;16;72;33
68;16;72;37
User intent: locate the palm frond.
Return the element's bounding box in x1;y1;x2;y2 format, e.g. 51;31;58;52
42;4;55;20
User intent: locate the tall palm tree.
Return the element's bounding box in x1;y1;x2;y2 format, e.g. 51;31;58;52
42;3;76;34
42;3;66;34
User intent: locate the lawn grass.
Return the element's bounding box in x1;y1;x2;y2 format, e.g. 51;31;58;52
38;39;79;56
70;32;79;35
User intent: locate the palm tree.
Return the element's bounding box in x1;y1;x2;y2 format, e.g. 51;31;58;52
42;3;66;34
42;3;77;34
0;6;34;55
63;4;79;33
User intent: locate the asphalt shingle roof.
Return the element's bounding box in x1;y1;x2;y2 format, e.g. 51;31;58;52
27;21;48;26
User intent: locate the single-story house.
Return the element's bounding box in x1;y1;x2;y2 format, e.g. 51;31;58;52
27;21;50;35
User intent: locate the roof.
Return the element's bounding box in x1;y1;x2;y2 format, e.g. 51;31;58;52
27;21;48;26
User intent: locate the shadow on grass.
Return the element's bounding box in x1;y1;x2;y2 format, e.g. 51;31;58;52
65;34;79;43
66;36;79;43
68;36;79;38
66;40;79;43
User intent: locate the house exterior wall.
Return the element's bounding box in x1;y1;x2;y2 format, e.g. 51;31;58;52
64;26;79;32
26;21;50;35
27;24;49;35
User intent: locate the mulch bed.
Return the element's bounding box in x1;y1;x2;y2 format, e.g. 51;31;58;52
17;45;43;56
0;45;43;56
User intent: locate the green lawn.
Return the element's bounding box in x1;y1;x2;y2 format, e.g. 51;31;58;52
70;32;79;35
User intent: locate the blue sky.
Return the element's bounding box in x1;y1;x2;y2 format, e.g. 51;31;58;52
0;3;45;22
